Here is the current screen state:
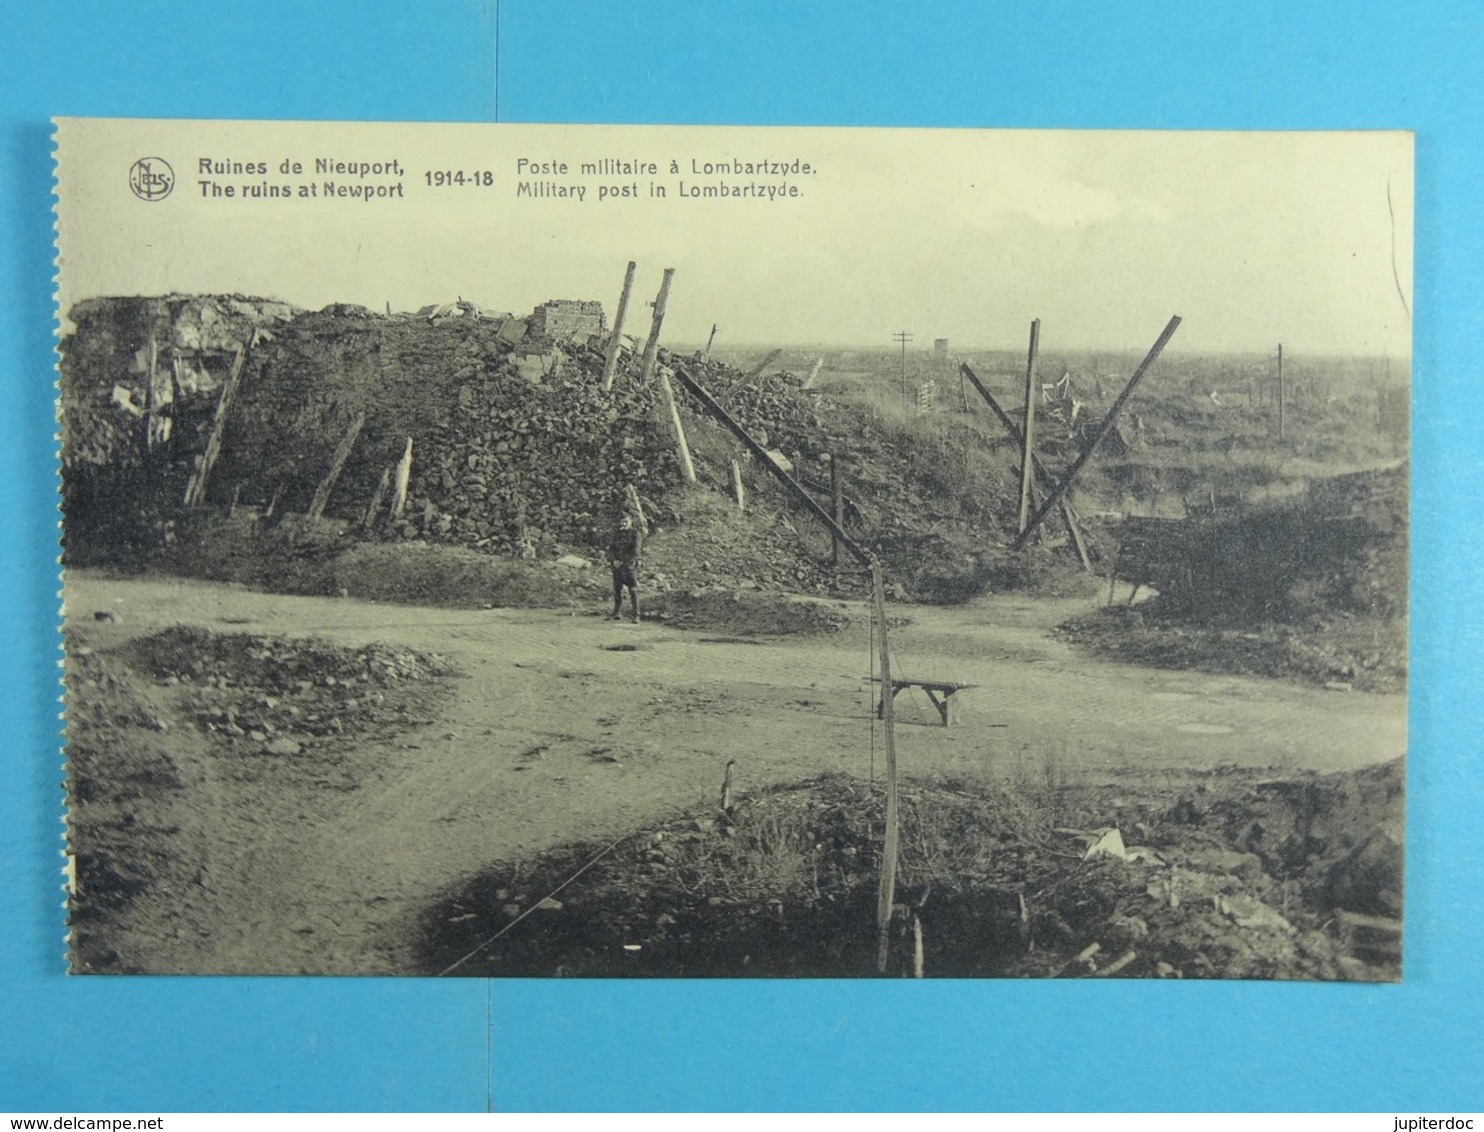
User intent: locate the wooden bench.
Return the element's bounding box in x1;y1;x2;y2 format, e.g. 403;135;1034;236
871;677;979;727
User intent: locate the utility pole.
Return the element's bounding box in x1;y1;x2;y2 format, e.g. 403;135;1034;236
1017;319;1041;534
872;560;900;974
1277;342;1285;443
893;331;913;407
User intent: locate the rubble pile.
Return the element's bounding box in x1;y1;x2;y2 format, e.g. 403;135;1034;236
672;354;842;462
128;626;456;751
62;295;686;561
61;294;1036;601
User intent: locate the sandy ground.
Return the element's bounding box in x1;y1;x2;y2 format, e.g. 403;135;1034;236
64;571;1407;974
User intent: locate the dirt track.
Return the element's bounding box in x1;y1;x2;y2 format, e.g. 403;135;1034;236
64;572;1407;974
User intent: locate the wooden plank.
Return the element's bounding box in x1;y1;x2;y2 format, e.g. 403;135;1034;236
744;348;783;382
600;260;636;391
873;560;900;973
671;363;872;567
307;411;366;521
184;330;256;506
1013;316;1181;549
1018;319;1041;533
870;677;979;692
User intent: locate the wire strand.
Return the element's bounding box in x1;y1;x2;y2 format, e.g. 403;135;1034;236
437;829;637;977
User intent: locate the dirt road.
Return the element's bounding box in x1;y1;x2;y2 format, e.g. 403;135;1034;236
65;572;1406;974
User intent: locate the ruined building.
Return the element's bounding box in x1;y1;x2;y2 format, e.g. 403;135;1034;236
529;299;606;342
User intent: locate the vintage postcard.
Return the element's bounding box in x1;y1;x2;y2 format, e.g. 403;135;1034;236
55;119;1410;978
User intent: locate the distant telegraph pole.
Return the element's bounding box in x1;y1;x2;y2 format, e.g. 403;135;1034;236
893;331;913;406
1276;342;1285;443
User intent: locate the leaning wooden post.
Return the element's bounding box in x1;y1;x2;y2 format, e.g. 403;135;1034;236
656;367;697;483
704;323;719;357
803;356;824;390
184;330;256;506
1013;316;1182;549
389;437;414;519
601;260;636;391
307;411;366;521
638;267;675;386
872;560;900;974
1017;319;1041;533
361;466;391;530
670;364;871;565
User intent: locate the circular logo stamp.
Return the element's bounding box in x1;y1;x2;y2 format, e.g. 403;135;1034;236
128;157;174;202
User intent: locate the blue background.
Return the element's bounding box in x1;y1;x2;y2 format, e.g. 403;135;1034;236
3;0;1479;1112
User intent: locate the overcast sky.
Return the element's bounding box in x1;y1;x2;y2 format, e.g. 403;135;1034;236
57;120;1412;357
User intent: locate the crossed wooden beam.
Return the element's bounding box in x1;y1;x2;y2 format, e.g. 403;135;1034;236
962;315;1181;555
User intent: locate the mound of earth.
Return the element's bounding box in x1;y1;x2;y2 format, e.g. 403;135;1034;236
66;624;457;972
1060;465;1407;691
418;761;1402;980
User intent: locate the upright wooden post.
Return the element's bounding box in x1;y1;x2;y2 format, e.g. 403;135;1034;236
184;330;256;507
961;363;1092;572
601;260;636;391
1013;316;1182;549
389;437;414;519
1277;343;1285;443
307;411;366;521
730;460;745;511
830;455;844;566
1017;319;1041;533
656;369;697;483
144;336;159;448
638;267;675;385
872;561;900;974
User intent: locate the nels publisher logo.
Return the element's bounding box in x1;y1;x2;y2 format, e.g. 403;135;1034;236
128;157;174;202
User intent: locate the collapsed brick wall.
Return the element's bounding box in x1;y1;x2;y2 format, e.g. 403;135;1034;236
528;299;605;343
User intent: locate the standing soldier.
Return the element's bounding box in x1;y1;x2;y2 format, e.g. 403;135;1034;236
608;512;642;623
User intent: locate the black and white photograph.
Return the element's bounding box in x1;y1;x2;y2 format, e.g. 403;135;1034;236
56;119;1410;979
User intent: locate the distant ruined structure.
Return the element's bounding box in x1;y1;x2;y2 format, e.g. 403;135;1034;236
529;299;606;342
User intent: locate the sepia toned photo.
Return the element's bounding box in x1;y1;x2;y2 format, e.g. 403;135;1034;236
56;119;1410;978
